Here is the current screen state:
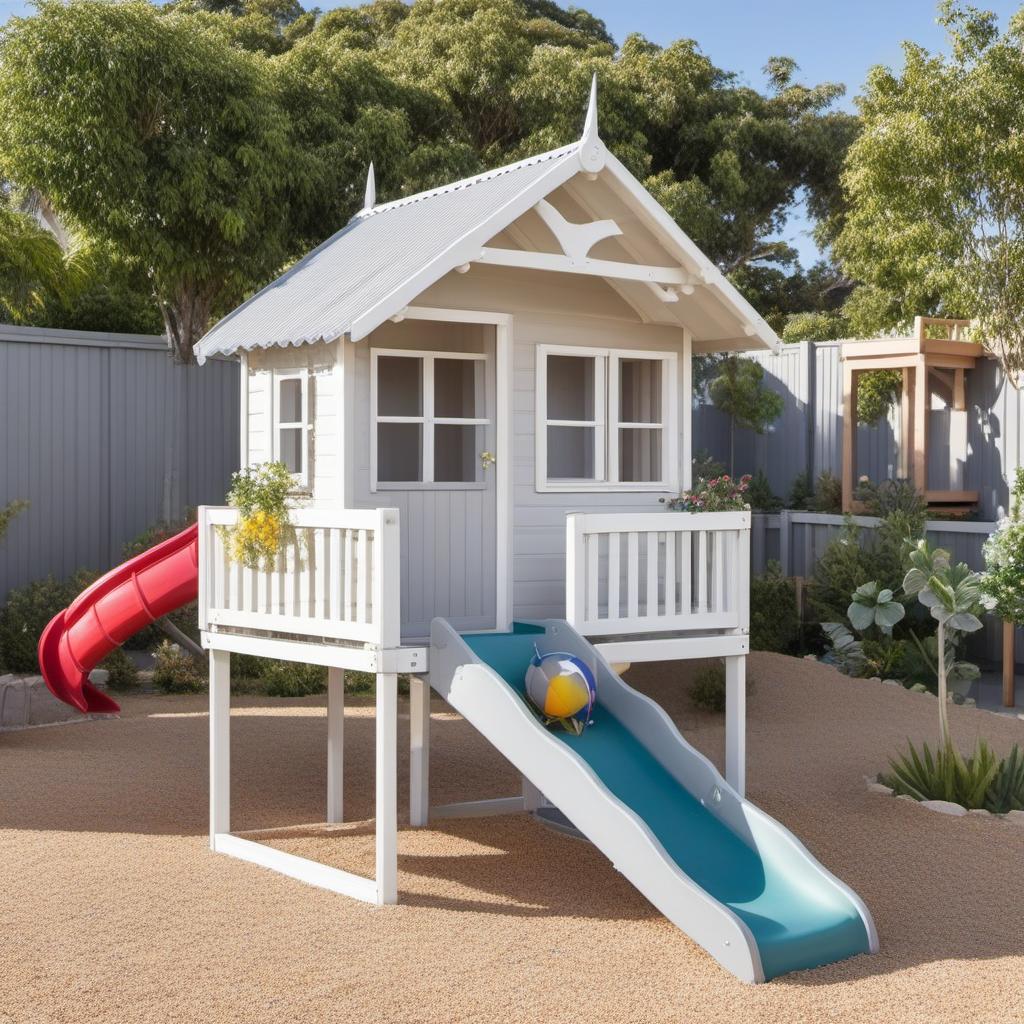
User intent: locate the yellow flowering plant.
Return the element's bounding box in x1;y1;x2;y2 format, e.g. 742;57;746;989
222;462;294;570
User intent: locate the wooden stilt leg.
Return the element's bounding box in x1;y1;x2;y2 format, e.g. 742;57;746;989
375;672;398;906
725;655;746;798
327;667;344;824
209;649;231;848
409;676;430;827
1004;621;1016;709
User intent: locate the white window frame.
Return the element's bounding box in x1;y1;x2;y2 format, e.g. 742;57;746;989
370;348;490;491
272;369;310;489
535;344;678;492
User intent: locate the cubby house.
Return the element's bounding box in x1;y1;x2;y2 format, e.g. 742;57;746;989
194;81;778;907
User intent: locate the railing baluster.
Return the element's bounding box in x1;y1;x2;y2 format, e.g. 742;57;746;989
664;532;676;618
626;532;639;620
215;529;227;611
646;532;658;618
680;528;692;614
357;529;369;624
586;533;599;623
714;531;726;612
607;533;620;622
697;530;708;614
344;529;354;621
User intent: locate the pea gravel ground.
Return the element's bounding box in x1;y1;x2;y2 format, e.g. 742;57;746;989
2;653;1023;1024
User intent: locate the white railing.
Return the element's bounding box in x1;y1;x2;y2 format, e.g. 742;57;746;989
566;510;750;637
198;506;401;648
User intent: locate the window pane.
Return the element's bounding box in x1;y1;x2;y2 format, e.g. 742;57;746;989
547;355;595;422
619;428;662;483
279;426;304;475
619;359;662;424
434;424;482;483
279;378;303;423
435;359;483;419
377;422;422;482
548;425;596;480
377;356;422;416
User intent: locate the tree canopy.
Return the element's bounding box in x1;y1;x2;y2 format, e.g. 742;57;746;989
0;0;858;357
834;1;1024;380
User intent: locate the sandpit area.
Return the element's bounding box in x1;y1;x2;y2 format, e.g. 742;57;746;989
2;653;1023;1024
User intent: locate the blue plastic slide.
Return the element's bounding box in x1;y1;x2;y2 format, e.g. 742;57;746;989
427;619;877;982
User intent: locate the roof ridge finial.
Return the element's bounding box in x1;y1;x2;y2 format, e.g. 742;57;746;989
582;72;598;142
578;73;605;174
363;162;376;212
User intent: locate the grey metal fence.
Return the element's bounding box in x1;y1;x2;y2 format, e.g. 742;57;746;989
693;341;1022;521
0;325;239;602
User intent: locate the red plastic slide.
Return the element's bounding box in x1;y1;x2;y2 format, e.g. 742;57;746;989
38;523;200;714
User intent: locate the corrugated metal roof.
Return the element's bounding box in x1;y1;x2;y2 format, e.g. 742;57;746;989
195;143;581;363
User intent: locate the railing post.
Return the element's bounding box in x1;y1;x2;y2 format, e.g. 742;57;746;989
778;508;792;577
197;506;209;633
737;512;751;632
374;508;401;648
565;513;586;626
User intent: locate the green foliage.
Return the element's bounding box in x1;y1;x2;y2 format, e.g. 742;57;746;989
854;477;926;529
985;744;1024;813
665;473;750;513
847;581;905;635
0;570;95;672
808;471;843;514
689;661;753;713
982;468;1024;625
781;310;847;344
223;461;294;569
100;647;139;692
0;203;69;323
0;0;296;361
834;2;1024;379
750;562;799;654
856;369;902;425
261;659;326;697
708;357;785;434
0;499;28;543
745;469;782;513
691;449;725;483
689;663;726;713
787;472;813;511
152;640;205;694
881;738;999;810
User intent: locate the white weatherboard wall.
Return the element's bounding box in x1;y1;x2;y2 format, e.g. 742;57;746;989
416;262;690;622
244;341;341;502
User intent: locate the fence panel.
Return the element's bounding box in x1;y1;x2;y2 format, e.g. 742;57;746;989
0;325;239;602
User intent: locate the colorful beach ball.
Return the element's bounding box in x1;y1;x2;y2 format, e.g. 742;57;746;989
525;649;597;726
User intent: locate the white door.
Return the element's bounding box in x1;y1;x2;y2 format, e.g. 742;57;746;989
354;322;498;639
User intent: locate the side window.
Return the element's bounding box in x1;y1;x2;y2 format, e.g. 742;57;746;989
537;346;675;491
273;371;309;486
372;350;488;490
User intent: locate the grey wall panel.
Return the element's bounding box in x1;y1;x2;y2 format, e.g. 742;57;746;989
0;328;239;602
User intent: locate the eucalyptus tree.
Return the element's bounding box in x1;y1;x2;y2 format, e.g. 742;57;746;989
0;0;295;362
835;1;1024;381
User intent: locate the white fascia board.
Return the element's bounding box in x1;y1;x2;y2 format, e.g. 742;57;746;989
599;150;780;354
348;151;583;341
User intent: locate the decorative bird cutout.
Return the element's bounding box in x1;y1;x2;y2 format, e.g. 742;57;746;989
533;198;622;262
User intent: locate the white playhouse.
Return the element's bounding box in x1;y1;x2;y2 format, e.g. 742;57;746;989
193;82;877;983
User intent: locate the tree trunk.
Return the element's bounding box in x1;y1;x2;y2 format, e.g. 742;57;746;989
160;284;215;364
729;416;736;477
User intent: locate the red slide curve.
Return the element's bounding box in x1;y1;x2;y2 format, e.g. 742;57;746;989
38;523;200;714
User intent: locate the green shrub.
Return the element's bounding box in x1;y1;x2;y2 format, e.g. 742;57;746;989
261;660;327;697
152;640;205;694
809;471;843;514
787;472;813;511
100;647;138;691
688;663;754;713
691;449;725;482
0;499;28;542
854;477;926;526
0;570;96;672
856;369;902;424
750;562;799;653
666;473;751;512
881;739;1024;813
746;469;782;513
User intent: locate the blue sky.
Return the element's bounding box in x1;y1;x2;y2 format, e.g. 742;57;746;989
2;0;1021;265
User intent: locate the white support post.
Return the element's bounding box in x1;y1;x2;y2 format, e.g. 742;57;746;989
327;667;345;824
409;676;430;827
209;649;231;848
725;655;746;798
375;671;398;906
522;777;544;812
